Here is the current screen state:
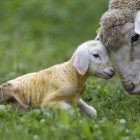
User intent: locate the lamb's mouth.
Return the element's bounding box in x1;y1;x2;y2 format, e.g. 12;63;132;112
94;69;115;79
102;71;114;79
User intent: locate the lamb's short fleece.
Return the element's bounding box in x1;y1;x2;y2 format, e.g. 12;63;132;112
1;59;86;108
0;40;114;117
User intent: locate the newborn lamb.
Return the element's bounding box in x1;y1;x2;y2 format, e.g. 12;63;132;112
0;40;115;117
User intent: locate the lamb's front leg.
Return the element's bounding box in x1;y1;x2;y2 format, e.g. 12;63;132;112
42;100;72;111
78;99;97;118
41;91;72;110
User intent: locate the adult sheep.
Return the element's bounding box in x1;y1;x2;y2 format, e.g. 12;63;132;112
97;0;140;94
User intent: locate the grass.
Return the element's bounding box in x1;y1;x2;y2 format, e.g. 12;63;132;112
1;82;140;140
0;0;140;140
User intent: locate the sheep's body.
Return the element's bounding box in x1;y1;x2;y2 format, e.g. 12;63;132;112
1;58;86;108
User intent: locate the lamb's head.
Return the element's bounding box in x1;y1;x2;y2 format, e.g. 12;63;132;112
73;40;115;79
98;0;140;94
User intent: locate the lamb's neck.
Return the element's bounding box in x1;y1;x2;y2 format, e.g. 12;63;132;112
64;55;88;83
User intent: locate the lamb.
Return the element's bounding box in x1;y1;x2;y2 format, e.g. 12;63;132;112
97;0;140;94
0;40;115;117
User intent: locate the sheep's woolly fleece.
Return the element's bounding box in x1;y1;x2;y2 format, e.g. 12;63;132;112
99;0;140;51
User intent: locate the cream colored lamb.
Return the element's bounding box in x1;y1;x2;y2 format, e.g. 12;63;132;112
0;40;115;117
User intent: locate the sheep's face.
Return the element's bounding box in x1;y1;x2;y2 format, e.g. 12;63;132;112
74;40;115;79
109;11;140;94
112;13;140;94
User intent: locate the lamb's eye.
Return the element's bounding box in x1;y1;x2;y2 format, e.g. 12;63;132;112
131;34;139;44
93;53;99;58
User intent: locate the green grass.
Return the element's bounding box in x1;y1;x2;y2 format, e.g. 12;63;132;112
0;0;140;140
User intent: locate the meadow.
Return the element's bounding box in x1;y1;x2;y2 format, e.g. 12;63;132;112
0;0;140;140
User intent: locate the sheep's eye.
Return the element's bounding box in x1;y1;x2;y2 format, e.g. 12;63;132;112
131;34;139;44
93;53;99;58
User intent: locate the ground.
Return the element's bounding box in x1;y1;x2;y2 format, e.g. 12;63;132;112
0;0;140;140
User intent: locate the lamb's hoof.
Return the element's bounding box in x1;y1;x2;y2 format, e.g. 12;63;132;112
86;106;97;118
81;106;97;118
59;101;72;110
0;104;6;109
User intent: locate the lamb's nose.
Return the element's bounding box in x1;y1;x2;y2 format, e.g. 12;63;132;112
103;67;115;78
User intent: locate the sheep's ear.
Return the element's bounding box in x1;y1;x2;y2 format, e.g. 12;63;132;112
135;11;140;34
74;50;89;76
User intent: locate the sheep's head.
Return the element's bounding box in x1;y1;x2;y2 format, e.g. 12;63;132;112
98;0;140;94
73;40;115;79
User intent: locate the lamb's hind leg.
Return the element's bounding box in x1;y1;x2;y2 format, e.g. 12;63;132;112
0;82;29;109
0;83;14;103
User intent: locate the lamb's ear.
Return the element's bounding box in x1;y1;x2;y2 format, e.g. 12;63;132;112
74;50;89;76
135;11;140;34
